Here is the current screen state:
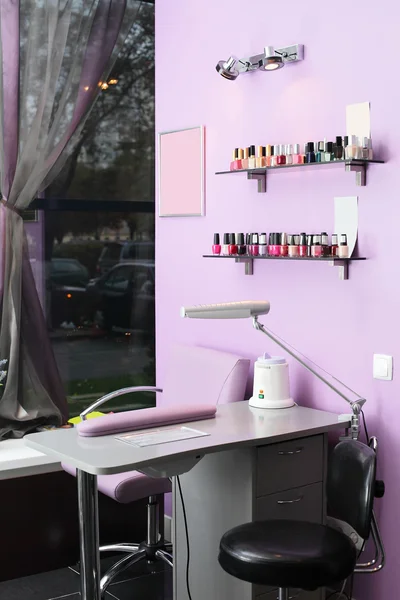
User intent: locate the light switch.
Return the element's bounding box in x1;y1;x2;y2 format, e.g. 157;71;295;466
373;354;393;381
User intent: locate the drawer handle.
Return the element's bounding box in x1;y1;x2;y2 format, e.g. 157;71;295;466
277;495;303;505
278;447;303;455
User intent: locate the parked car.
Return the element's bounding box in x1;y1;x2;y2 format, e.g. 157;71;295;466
96;241;154;275
48;259;91;328
87;261;155;332
50;258;90;287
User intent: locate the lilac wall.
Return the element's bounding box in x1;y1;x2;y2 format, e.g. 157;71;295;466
156;1;398;596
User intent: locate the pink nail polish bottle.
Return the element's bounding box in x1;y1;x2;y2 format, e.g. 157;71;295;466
292;144;304;164
298;233;307;257
251;233;259;256
288;235;300;257
268;233;280;256
311;234;322;257
212;233;221;255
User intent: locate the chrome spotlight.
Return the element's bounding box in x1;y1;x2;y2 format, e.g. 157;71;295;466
259;46;284;71
215;56;240;81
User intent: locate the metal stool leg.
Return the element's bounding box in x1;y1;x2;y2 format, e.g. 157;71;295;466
278;589;289;600
100;549;146;596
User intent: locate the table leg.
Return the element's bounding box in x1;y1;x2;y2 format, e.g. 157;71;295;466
77;469;101;600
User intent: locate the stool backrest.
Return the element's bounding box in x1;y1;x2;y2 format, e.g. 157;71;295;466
327;440;376;540
161;344;250;407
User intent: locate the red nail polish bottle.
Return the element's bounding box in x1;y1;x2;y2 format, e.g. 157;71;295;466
331;234;338;256
212;233;221;255
276;145;287;166
321;232;330;256
228;233;238;255
280;232;288;256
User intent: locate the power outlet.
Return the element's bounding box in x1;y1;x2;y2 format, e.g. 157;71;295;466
373;354;393;380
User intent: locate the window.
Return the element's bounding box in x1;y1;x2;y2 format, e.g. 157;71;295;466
27;3;155;418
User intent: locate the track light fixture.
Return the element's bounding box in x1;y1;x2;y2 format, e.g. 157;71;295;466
216;44;303;80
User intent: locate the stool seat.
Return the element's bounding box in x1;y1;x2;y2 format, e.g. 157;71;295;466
219;520;357;591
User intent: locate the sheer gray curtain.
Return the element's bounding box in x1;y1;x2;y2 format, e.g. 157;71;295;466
0;0;141;439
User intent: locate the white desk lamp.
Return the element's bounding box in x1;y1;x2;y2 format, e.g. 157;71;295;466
181;300;366;441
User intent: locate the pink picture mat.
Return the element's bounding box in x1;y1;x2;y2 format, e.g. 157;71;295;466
158;126;205;217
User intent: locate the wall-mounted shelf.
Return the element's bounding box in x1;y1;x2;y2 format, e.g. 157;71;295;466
216;159;384;193
203;254;366;281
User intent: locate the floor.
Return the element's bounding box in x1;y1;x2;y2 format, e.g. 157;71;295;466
0;555;172;600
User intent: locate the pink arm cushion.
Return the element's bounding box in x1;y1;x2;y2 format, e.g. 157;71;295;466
77;403;217;437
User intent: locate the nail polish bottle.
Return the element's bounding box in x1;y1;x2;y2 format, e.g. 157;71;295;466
248;145;256;169
242;147;249;169
246;233;251;254
229;233;238;255
367;138;373;160
345;135;357;160
324;141;334;162
316;141;325;163
277;145;286;166
343;136;349;158
321;232;330;256
338;234;349;258
222;233;230;256
268;233;279;256
256;146;266;168
271;145;279;167
306;234;313;256
259;233;267;256
251;233;259;256
280;232;288;256
292;144;303;164
311;234;322;257
361;137;373;160
230;149;238;171
236;233;247;255
331;234;338;256
306;142;316;163
212;233;221;255
265;145;272;167
288;234;299;257
334;136;344;160
299;233;307;257
285;144;293;165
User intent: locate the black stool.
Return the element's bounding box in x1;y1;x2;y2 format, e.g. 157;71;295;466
219;440;382;599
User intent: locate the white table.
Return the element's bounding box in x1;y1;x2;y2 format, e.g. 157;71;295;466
0;438;61;480
25;402;347;600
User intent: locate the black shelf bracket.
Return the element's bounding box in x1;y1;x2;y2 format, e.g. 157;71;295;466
345;162;366;186
247;171;266;193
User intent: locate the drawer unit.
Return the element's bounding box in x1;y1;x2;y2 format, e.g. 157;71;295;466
256;588;321;600
255;482;323;523
256;435;324;497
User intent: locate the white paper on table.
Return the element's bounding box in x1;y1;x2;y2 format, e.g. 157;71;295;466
115;426;209;448
334;196;358;258
346;102;371;140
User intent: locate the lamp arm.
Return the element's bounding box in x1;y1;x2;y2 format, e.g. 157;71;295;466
253;317;366;440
